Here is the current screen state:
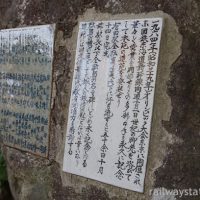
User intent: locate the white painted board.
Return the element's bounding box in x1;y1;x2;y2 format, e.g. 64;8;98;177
63;18;163;192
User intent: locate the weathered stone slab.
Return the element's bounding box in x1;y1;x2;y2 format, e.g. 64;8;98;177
0;24;55;157
63;18;163;192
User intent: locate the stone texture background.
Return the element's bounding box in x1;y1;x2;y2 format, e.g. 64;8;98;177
0;1;200;200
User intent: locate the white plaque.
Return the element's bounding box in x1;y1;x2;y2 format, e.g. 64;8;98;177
63;18;163;192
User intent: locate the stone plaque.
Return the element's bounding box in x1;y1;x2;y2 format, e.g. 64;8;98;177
0;25;55;157
63;19;163;192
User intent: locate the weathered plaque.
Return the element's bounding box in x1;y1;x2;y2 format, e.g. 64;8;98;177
0;25;55;157
63;19;163;192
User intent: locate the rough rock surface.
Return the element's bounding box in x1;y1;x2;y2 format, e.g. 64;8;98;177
0;0;200;200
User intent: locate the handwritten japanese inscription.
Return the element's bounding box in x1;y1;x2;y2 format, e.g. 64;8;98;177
63;19;163;192
0;25;55;157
